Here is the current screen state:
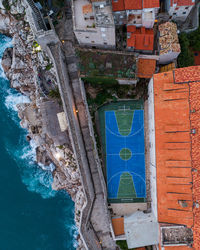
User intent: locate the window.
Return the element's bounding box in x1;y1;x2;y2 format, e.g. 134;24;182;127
104;42;107;45
182;11;186;14
85;36;89;39
173;12;176;15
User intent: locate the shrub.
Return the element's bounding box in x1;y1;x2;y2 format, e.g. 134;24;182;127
45;63;53;71
178;33;194;68
49;87;60;99
2;0;10;11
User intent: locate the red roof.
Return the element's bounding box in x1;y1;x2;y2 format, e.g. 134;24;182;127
153;66;200;249
127;26;154;51
124;0;142;9
112;0;125;11
143;0;160;8
137;58;156;78
112;0;159;11
171;0;194;7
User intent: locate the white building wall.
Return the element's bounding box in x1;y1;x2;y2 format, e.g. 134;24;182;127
159;51;180;64
168;4;193;21
148;78;158;219
75;26;116;48
142;8;155;28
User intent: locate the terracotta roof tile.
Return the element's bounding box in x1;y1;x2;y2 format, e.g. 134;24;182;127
82;4;93;14
127;26;154;51
159;22;180;55
153;71;193;227
112;0;160;11
143;0;160;8
164;246;193;250
153;65;200;249
171;0;194;6
112;217;125;236
137;58;156;78
189;81;200;250
124;0;142;9
111;0;125;11
177;0;195;6
174;66;200;83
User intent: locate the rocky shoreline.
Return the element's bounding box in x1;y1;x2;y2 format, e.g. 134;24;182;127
0;2;85;249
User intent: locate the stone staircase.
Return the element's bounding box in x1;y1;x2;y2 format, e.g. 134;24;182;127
26;0;47;31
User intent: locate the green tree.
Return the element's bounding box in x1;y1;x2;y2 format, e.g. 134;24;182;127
178;33;194;68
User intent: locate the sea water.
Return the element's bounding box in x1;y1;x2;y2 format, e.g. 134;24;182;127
0;34;77;249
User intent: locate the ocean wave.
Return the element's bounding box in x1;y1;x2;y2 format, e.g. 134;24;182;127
5;139;56;199
5;89;30;111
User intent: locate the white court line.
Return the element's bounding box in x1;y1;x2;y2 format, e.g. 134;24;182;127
107;170;146;185
105;124;144;138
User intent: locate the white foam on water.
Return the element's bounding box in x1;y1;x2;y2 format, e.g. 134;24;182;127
5;89;30;111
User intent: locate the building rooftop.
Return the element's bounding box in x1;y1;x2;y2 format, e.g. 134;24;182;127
143;0;160;8
112;0;125;11
112;217;125;236
137;58;156;78
73;0;114;30
94;4;114;27
73;0;96;30
124;0;142;10
158;22;181;55
170;0;195;7
127;26;154;51
124;211;159;249
153;65;200;249
112;0;159;11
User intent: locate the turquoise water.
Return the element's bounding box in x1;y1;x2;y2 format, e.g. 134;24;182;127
0;34;77;249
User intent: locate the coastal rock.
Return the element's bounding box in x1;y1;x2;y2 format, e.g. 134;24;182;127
0;14;11;35
1;47;12;73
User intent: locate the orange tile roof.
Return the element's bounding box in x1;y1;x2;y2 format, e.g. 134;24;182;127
143;0;160;8
112;217;125;236
171;0;195;6
164;246;192;250
112;0;125;11
127;26;154;51
188;79;200;250
124;0;142;9
137;58;156;78
174;65;200;83
153;66;200;249
127;25;137;32
112;0;159;11
82;4;93;14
